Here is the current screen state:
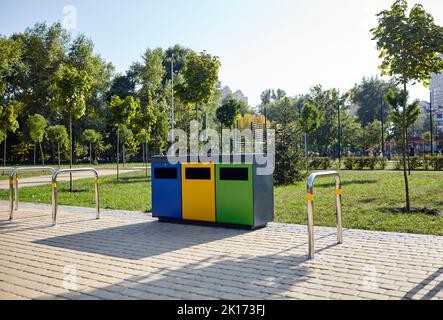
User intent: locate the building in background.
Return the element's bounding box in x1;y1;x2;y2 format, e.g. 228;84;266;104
221;86;249;105
430;72;443;136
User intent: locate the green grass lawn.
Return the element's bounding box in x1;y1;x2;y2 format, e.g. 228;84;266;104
1;170;442;236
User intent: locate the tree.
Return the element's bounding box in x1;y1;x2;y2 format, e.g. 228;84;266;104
371;0;443;211
0;100;20;166
260;89;274;105
175;51;221;123
109;95;139;181
273;98;305;184
27;114;47;165
51;65;91;191
386;90;421;202
351;77;397;127
299;102;321;162
216;98;241;129
11;23;69;120
81;129;101;164
46;125;69;166
0;37;23;99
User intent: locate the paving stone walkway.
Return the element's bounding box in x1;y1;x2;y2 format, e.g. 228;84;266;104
0;201;442;300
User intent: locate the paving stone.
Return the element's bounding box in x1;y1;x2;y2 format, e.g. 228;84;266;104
0;201;442;300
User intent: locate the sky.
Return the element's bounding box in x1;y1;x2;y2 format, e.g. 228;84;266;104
1;0;442;107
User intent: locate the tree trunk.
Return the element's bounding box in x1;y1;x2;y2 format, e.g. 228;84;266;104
34;142;36;165
3;135;6;167
69;114;73;192
402;82;411;212
39;141;44;165
145;141;149;178
123;145;126;167
116;127;120;182
90;142;92;165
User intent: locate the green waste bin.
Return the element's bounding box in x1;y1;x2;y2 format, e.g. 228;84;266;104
216;163;254;226
215;155;274;229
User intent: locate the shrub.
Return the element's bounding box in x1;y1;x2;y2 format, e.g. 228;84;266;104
343;157;386;170
308;157;331;170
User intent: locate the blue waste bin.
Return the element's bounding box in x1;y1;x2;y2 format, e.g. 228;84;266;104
151;158;182;219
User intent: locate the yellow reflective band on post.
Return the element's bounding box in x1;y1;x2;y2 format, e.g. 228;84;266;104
51;183;57;188
10;179;15;185
95;179;99;185
336;189;343;196
307;194;314;202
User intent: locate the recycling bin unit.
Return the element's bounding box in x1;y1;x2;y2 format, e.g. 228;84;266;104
215;155;274;229
150;155;274;229
181;163;216;223
151;157;182;220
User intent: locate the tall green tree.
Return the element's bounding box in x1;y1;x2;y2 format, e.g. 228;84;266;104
11;23;69;120
27;114;47;165
46;125;69;167
351;77;397;127
51;65;91;191
175;51;221;124
109;95;139;180
371;0;443;211
273;98;305;184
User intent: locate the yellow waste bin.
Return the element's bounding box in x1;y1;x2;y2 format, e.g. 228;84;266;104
181;163;216;222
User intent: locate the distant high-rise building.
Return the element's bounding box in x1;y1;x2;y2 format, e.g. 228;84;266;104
221;86;248;105
430;73;443;134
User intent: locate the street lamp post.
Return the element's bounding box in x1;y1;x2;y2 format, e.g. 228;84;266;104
171;53;175;142
430;89;434;156
380;94;385;157
337;98;343;167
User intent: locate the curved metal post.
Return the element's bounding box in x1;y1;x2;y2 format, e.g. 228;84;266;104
52;168;100;226
307;171;343;260
9;167;56;221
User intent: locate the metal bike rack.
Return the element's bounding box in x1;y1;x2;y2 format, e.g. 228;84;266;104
9;167;56;221
307;171;343;260
52;168;100;226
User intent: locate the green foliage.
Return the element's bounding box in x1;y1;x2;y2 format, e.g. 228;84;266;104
81;129;101;144
216;98;241;129
300;102;321;133
51;65;92;120
308;157;331;170
343;157;387;170
395;156;443;171
371;0;443;86
0;100;20;137
27;114;47;143
109;95;140;127
0;36;23;98
351;77;397;127
175;51;221;110
273;98;305;185
386;90;421;132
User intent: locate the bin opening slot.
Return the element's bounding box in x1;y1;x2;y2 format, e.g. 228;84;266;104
154;167;178;180
185;168;211;180
219;168;249;181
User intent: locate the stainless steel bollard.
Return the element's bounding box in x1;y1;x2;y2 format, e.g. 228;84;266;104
307;171;343;260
